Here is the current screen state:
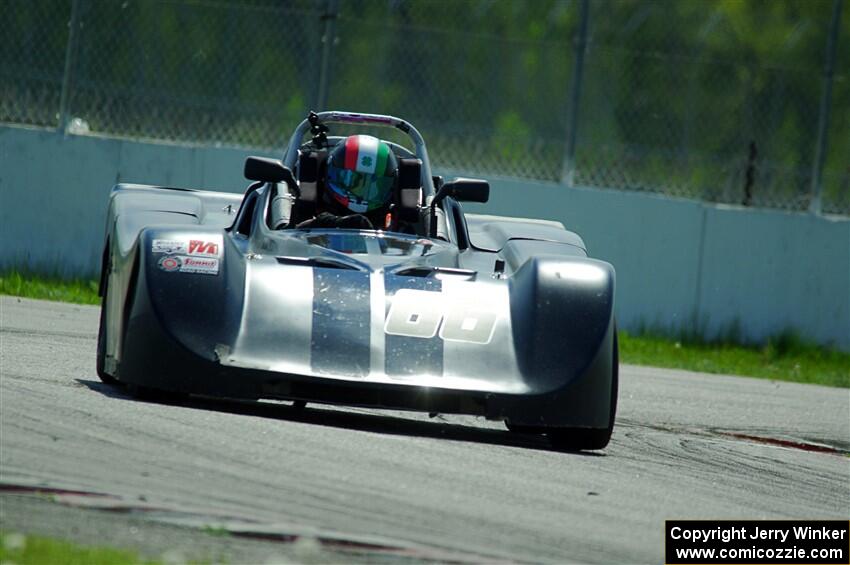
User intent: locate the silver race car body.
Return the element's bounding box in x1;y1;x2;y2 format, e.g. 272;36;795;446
97;112;618;450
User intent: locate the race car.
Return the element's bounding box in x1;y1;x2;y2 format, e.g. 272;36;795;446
96;111;618;450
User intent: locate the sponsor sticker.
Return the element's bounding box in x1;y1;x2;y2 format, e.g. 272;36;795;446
152;236;222;258
152;239;187;254
157;255;219;275
180;256;219;274
158;255;182;272
188;239;220;257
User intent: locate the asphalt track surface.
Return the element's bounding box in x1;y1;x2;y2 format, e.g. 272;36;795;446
1;296;848;563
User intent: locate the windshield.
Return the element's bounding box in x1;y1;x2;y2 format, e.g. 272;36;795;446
299;231;447;257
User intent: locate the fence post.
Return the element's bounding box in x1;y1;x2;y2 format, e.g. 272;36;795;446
809;0;843;214
58;0;81;133
561;0;590;187
316;0;339;112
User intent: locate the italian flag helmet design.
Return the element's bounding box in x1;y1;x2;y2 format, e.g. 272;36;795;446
326;135;397;213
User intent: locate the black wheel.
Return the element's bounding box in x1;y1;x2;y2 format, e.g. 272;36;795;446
547;426;612;451
292;400;307;410
126;383;187;404
112;258;185;405
505;422;543;434
96;278;118;385
547;329;619;451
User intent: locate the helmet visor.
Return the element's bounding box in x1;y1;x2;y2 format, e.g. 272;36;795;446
327;167;394;209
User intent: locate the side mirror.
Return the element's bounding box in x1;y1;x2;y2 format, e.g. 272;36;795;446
439;177;489;203
244;156;294;184
428;177;490;237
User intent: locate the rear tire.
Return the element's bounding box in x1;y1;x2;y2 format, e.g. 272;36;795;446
546;328;619;451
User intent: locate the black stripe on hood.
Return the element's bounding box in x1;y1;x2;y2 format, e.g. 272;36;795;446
311;269;371;377
383;274;444;377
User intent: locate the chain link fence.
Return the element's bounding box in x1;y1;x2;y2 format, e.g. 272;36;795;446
2;0;847;214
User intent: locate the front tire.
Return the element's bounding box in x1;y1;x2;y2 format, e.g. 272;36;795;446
119;267;186;404
126;383;187;403
547;328;619;451
96;278;118;385
547;425;613;451
505;422;542;434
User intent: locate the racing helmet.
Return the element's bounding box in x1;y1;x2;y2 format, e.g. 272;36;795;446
325;135;398;214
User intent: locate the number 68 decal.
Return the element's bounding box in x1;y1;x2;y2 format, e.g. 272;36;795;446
384;289;499;344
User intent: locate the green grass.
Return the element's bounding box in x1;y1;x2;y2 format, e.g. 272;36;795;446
2;270;848;388
620;330;850;388
0;531;164;565
0;270;99;305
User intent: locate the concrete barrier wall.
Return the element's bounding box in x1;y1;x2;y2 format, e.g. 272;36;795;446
460;174;849;350
698;206;849;349
0;125;275;276
2;125;848;350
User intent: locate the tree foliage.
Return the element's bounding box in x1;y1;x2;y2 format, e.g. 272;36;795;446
1;0;847;211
